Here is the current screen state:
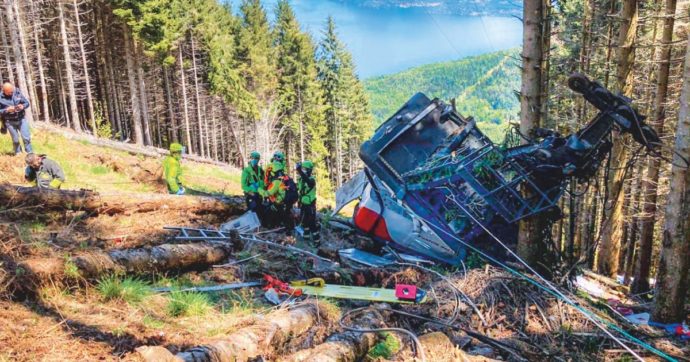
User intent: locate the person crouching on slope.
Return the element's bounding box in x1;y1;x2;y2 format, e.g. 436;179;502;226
163;143;185;195
241;151;264;215
296;160;319;243
259;151;295;233
25;153;65;189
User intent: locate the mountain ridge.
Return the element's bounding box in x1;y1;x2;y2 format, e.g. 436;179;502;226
363;49;521;141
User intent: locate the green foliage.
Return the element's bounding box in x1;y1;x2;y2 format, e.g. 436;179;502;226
142;314;166;329
166;291;212;317
364;49;521;142
367;332;401;359
317;17;374;187
94;102;114;139
97;276;151;304
90;165;110;175
63;260;81;279
465;251;485;269
235;0;276;116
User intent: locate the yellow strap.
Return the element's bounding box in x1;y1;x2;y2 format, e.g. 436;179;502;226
290;278;325;287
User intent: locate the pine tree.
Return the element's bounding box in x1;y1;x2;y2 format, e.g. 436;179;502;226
236;0;278;158
316;17;371;188
273;1;330;187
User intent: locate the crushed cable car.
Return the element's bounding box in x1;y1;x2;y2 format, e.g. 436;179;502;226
337;73;660;265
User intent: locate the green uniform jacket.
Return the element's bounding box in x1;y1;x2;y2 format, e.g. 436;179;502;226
25;158;65;189
163;155;183;193
260;175;285;204
241;165;264;194
298;176;316;205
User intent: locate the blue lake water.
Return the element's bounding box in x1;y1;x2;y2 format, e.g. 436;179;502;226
254;0;523;78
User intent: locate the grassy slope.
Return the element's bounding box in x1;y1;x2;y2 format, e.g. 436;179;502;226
364;49;520;141
0;127;242;196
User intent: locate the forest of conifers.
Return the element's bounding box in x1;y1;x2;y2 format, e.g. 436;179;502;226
0;0;372;194
518;0;690;323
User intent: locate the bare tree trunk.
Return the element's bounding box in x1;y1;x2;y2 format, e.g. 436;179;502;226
211;99;218;160
0;14;14;83
73;0;95;133
135;43;151;145
30;0;49;123
123;24;143;144
596;0;638;277
163;66;178;143
190;35;206;158
517;0;550;268
4;0;33;124
58;0;79;131
12;0;38;123
632;0;677;295
652;29;690;323
179;46;193;153
95;3;114;134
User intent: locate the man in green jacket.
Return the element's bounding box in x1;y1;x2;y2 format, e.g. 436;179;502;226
241;151;264;213
296;160;319;242
259;151;294;232
163;143;185;195
25;153;65;189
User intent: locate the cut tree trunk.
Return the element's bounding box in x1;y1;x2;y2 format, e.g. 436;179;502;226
13;241;238;292
0;184;244;216
279;309;382;362
72;242;235;278
137;304;321;362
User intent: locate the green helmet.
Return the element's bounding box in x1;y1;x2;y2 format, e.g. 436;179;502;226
302;160;314;169
250;151;260;160
170;143;183;153
272;151;285;162
270;160;285;173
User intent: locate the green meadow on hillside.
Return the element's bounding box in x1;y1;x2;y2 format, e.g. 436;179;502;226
364;49;521;141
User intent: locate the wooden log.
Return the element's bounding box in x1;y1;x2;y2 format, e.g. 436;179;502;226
0;184;244;216
14;241;238;288
137;304;320;362
72;242;235;278
279;310;381;362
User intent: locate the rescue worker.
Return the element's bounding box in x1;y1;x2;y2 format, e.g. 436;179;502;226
296;160;319;242
241;151;264;213
259;151;294;232
0;83;32;155
163;143;185;195
25;153;65;189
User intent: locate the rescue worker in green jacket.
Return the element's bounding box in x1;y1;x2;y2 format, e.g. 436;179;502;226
296;160;319;242
241;151;264;214
25;153;65;189
259;151;294;232
163;143;185;195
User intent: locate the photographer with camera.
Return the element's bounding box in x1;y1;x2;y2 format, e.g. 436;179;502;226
0;82;31;155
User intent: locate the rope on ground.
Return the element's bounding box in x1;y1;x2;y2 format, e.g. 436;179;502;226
427;203;676;362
